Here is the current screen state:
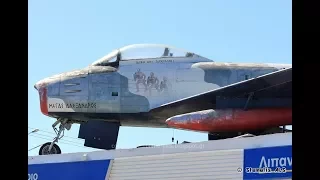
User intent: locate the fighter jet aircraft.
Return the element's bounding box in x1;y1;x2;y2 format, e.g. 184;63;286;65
34;44;292;155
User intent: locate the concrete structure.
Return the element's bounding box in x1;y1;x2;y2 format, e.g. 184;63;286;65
28;132;292;180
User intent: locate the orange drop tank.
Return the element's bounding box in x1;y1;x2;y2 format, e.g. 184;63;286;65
166;108;292;132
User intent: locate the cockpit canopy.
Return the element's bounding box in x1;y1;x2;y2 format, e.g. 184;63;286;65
91;44;207;66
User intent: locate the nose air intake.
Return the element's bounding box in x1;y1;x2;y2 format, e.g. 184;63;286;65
34;80;50;116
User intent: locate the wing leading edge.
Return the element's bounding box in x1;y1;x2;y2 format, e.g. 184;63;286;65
150;67;292;119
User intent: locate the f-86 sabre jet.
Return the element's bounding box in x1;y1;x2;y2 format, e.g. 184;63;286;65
34;44;292;155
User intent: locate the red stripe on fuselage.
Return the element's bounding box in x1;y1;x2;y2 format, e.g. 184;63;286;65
39;86;48;116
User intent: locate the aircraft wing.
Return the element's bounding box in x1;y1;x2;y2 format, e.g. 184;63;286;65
150;67;292;119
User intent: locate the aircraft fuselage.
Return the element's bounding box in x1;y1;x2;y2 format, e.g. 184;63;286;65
35;57;291;128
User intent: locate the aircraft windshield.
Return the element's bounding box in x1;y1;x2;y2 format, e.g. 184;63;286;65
91;49;119;66
91;44;203;66
119;44;199;60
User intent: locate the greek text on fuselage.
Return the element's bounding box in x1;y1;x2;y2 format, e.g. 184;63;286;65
136;59;174;64
48;103;97;109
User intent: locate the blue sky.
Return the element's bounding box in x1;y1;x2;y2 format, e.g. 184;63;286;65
28;0;292;155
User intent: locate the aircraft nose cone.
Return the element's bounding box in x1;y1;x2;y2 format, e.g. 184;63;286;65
34;81;44;91
34;79;49;91
34;75;61;116
34;79;49;116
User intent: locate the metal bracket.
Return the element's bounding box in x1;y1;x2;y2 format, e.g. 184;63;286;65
48;118;68;152
243;92;254;110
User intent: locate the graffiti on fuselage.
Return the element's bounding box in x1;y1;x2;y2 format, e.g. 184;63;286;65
133;68;172;96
